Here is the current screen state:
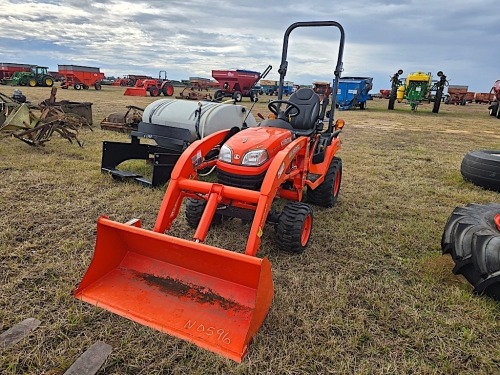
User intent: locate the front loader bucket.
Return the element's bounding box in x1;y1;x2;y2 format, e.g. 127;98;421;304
124;87;147;96
74;217;274;362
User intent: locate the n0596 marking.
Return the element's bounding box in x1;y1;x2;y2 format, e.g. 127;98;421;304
184;320;231;344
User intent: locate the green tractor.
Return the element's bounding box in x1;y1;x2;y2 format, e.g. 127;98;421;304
388;69;447;112
2;66;54;87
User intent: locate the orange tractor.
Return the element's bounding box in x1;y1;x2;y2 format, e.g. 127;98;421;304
74;21;346;362
124;70;174;97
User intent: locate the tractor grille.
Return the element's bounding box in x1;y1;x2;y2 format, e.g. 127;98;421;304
216;168;266;190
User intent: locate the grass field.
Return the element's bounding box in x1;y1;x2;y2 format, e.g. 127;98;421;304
1;86;499;374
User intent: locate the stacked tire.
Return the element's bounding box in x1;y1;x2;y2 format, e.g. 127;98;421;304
441;203;500;300
461;150;500;192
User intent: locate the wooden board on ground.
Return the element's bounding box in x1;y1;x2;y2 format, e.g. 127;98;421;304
63;341;113;375
0;318;41;350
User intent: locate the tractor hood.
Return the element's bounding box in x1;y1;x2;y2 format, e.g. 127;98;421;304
220;126;292;166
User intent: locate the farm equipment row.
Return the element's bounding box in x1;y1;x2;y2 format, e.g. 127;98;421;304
2;66;54;88
75;21;347;362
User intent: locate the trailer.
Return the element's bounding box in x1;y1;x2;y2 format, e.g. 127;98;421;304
212;65;271;102
0;63;33;81
59;65;105;90
260;79;278;95
445;85;468;105
336;76;373;110
475;92;494;104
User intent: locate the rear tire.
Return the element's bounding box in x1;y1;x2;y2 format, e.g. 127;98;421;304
359;101;366;110
441;203;500;300
185;198;222;228
74;83;82;90
276;202;313;253
94;82;102;90
307;157;342;207
44;77;54;87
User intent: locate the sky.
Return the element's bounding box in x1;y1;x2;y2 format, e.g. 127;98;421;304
0;0;498;92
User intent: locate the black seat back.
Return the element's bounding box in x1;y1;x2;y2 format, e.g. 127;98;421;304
287;88;320;130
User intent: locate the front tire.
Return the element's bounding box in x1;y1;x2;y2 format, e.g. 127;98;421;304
149;86;160;97
307;157;342;207
185;198;222;228
276;202;313;254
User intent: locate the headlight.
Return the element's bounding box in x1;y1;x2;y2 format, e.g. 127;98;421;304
218;144;232;163
242;149;269;166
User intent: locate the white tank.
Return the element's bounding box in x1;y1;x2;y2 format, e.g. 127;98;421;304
142;99;257;142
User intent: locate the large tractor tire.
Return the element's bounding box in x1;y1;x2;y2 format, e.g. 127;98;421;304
432;90;443;113
441;203;500;300
307;157;342;207
276;202;313;254
43;76;54;87
488;102;498;116
461;150;500;192
185;198;222;228
388;87;397;110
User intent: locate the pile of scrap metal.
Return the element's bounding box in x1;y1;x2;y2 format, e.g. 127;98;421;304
0;88;92;146
175;86;213;101
100;105;144;133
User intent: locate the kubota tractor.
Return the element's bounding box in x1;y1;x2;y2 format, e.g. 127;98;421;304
124;70;174;97
74;21;346;362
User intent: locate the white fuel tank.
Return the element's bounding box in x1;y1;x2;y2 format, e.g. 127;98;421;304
142;99;257;142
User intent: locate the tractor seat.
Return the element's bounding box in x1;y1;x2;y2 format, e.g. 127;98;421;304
287;88;321;136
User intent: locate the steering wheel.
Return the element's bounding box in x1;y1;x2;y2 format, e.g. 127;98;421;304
268;100;301;119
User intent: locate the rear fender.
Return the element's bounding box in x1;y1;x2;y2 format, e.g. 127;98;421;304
306;136;341;189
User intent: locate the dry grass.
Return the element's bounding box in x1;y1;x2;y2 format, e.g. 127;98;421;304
1;86;499;374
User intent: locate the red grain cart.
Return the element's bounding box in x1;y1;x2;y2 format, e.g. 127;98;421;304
212;65;271;102
379;89;391;99
445;85;468;105
475;92;494;104
0;62;33;81
465;92;475;103
59;65;105;90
